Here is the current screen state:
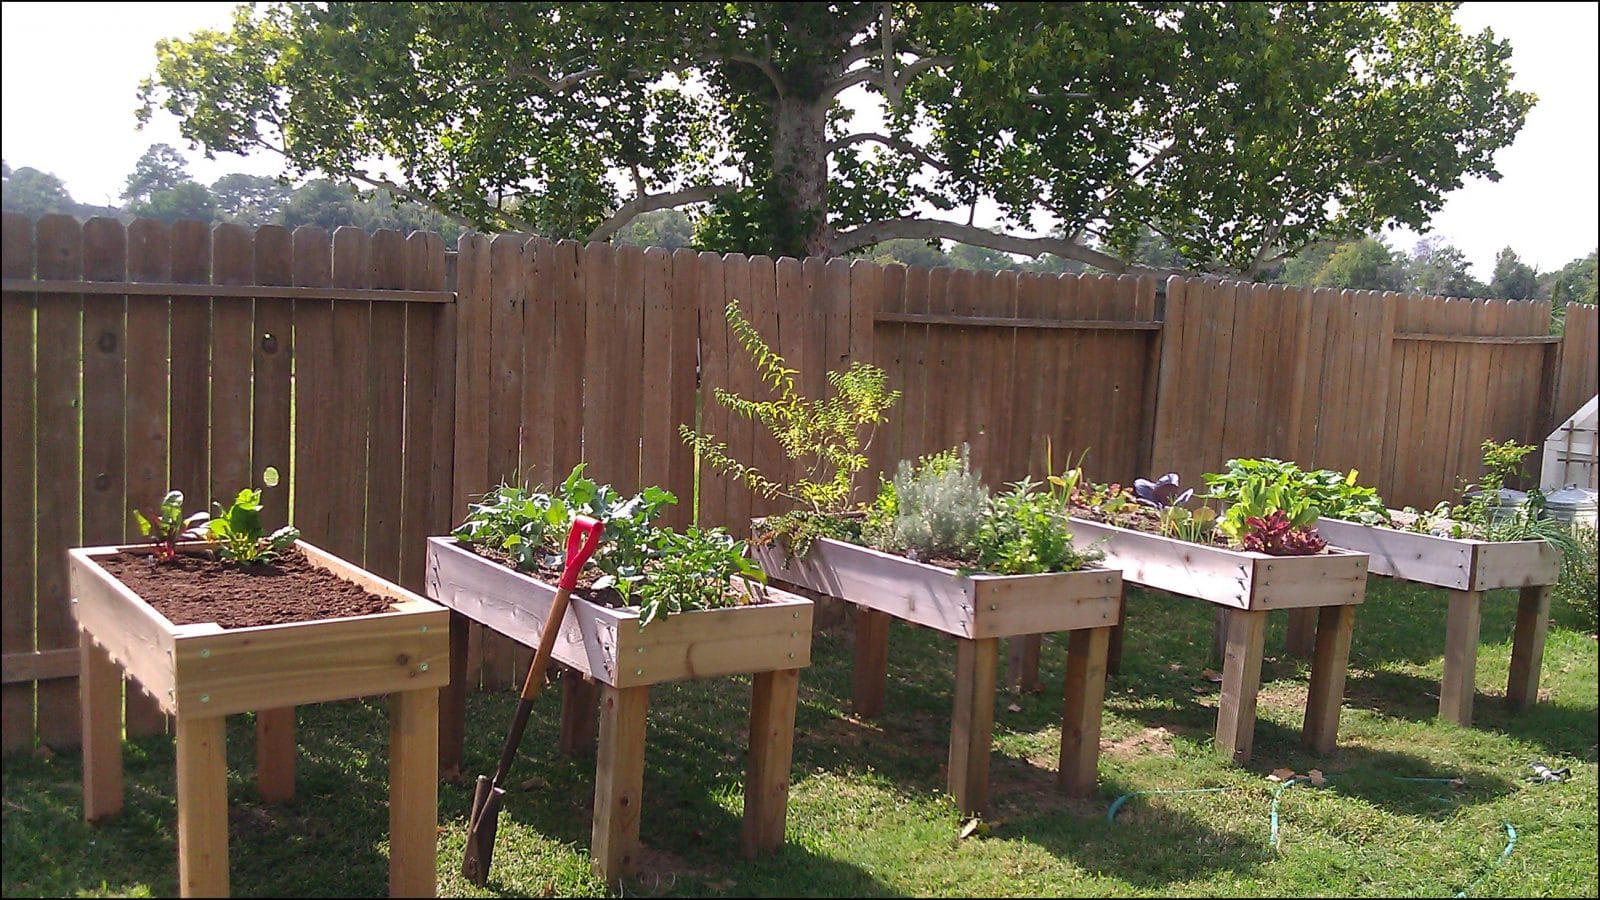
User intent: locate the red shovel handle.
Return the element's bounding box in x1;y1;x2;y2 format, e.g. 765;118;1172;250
560;515;604;590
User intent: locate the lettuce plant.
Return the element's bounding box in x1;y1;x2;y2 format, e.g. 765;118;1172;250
209;485;300;564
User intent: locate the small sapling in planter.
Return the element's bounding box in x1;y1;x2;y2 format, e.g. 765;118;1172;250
687;301;1122;814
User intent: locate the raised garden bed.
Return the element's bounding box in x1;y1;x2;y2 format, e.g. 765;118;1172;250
68;540;449;898
751;530;1122;815
424;535;812;884
1066;516;1369;763
1315;512;1561;725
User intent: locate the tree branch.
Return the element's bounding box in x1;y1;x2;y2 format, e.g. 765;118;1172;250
831;218;1165;274
587;182;737;243
462;65;606;95
827;132;947;171
727;53;786;98
822;54;955;101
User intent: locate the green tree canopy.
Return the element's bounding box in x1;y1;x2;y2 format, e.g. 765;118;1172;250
1311;236;1405;291
127;180;217;223
1488;246;1538;300
1545;251;1598;309
140;2;1533;274
1405;236;1485;298
2;163;76;220
123;143;194;203
212;173;294;224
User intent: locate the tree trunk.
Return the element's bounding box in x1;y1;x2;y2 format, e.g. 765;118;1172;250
773;96;832;258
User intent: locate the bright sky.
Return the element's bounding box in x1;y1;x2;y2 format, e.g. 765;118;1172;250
2;1;1596;280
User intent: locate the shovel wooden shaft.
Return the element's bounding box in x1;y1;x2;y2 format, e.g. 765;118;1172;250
462;516;603;886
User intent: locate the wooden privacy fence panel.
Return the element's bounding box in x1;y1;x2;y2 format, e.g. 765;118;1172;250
0;215;452;752
5;214;1598;748
1555;304;1598;427
872;270;1162;489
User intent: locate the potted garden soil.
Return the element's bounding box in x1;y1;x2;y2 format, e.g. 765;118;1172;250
1310;440;1573;725
69;481;448;898
1059;460;1369;763
424;464;812;885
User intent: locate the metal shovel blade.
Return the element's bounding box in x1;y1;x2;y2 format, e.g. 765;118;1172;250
461;778;507;885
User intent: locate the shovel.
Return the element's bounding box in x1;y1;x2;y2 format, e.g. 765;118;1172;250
461;515;604;886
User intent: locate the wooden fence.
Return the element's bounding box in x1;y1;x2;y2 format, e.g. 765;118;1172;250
0;214;454;752
2;215;1595;750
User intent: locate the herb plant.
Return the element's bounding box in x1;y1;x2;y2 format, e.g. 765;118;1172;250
974;478;1105;575
132;490;211;562
865;445;987;561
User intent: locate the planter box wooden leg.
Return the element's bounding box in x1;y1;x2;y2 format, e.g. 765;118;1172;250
389;687;439;898
560;668;600;756
1507;584;1552;711
742;668;800;858
255;707;295;803
80;631;123;822
1058;627;1109;797
1284;608;1318;659
1216;609;1267;764
175;715;229;899
1106;584;1129;676
852;606;890;718
1439;589;1482;725
439;609;471;782
948;637;999;817
1007;634;1043;693
592;684;649;886
1303;605;1356;754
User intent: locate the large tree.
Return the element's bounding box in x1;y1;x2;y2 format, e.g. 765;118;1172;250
2;163;76;220
140;2;1532;274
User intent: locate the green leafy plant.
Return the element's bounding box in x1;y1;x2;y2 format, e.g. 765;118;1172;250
633;527;767;627
1202;458;1327;554
132;490;211;563
1553;524;1598;634
864;445;987;561
682;300;899;517
974;478;1104;575
208;493;300;565
452;463;761;627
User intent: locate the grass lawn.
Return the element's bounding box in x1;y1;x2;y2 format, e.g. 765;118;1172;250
3;575;1596;898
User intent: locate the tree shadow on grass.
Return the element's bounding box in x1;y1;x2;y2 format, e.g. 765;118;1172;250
446;677;896;898
1341;666;1600;762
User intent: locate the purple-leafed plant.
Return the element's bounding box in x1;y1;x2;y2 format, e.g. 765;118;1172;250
1239;510;1327;556
1134;473;1194;509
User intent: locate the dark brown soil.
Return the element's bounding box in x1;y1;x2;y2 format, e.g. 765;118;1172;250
97;547;394;629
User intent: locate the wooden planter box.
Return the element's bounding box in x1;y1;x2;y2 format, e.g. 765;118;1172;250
1066;517;1369;764
750;532;1122;816
68;540;450;898
424;536;812;885
1315;513;1561;725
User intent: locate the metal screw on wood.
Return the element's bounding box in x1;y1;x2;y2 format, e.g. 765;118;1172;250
420;625;428;633
200;694;210;703
635;668;643;676
200;649;210;658
420;663;430;672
